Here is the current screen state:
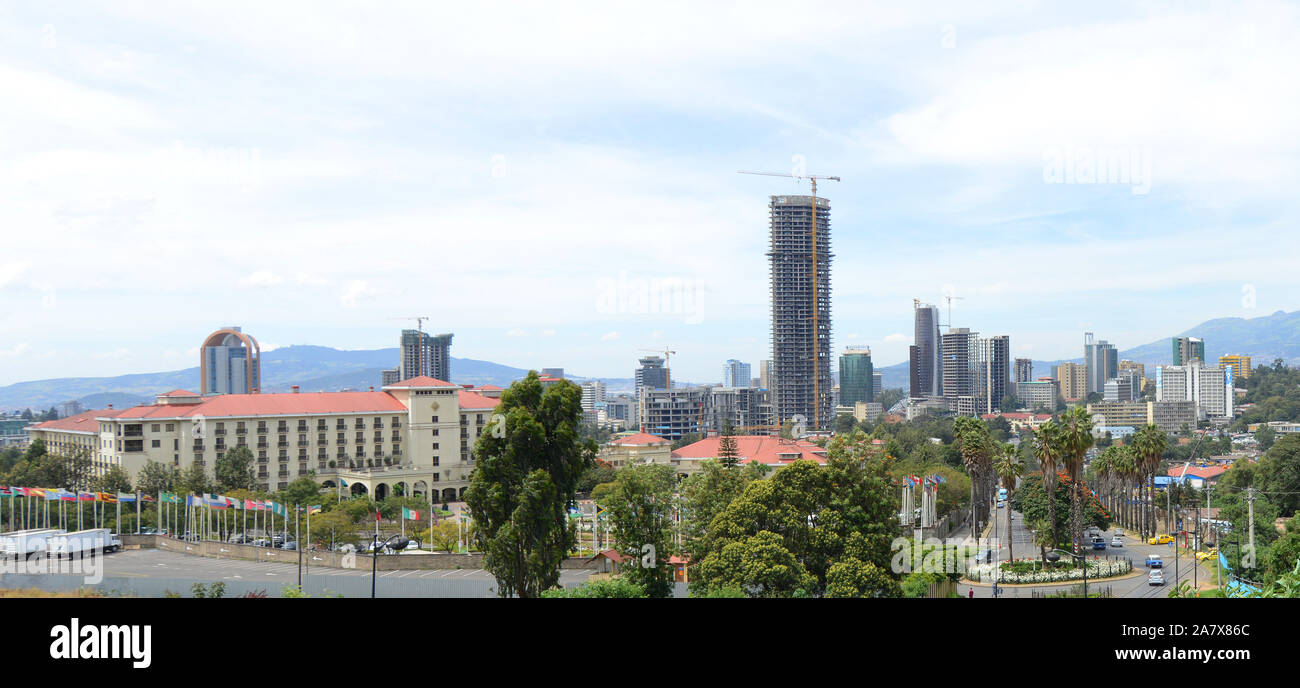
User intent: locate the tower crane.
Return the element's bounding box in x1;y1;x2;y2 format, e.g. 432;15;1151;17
638;347;676;389
738;169;840;431
943;294;964;330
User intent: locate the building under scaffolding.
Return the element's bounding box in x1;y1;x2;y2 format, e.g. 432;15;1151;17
768;194;833;430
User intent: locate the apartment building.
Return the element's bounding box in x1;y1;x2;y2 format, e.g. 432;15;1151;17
27;377;501;503
1157;361;1234;421
1055;362;1089;402
1016;378;1060;410
1219;355;1252;381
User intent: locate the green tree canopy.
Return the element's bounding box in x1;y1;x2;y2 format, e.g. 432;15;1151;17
600;463;677;598
215;446;256;493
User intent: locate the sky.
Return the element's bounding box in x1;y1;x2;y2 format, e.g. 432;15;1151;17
1;1;1298;386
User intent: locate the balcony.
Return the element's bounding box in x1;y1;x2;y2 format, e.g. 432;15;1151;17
278;441;289;448
213;429;226;436
336;439;346;445
236;427;247;435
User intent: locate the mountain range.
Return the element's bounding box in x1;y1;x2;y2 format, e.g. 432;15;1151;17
3;310;1298;412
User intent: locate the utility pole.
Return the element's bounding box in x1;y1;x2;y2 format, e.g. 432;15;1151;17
1245;486;1258;568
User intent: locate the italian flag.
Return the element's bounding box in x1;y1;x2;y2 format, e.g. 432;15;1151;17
402;507;420;520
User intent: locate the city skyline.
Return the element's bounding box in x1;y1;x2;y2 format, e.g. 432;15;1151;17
2;3;1299;387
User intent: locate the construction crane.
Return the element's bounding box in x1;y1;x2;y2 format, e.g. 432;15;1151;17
738;169;840;432
638;347;676;389
943;294;964;330
391;316;430;376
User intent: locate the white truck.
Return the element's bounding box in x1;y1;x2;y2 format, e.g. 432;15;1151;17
0;528;67;558
47;528;122;557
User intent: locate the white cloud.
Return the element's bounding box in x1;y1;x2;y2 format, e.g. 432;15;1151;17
0;262;26;287
883;333;908;344
340;280;389;307
91;348;130;360
506;329;528;338
0;343;30;358
601;331;621;341
239;270;285;288
540;329;556;337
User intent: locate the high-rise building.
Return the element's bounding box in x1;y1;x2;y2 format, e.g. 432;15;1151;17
769;194;832;429
1014;358;1034;384
1055;362;1089;402
399;330;452;382
201;327;261;395
979;336;1011;413
580;380;606;411
872;372;883;399
1017;379;1060;410
541;368;565;379
1084;333;1118;395
1172;337;1205;365
638;387;709;441
838;348;874;406
1219;354;1252;381
1104;377;1135;402
636;356;669;402
381;368;401;387
758;360;772;390
709;387;774;433
722;360;752;388
911;301;942;397
942;328;979;414
1157;362;1233;421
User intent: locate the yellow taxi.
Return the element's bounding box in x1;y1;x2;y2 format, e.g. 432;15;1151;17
1195;548;1218;562
1147;534;1174;545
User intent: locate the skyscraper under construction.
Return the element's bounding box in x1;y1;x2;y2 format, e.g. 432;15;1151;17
768;194;832;430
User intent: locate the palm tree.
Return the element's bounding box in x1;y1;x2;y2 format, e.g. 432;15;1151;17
1111;445;1137;532
992;443;1024;561
1032;420;1062;557
1134;424;1167;538
955;416;993;539
1056;406;1095;553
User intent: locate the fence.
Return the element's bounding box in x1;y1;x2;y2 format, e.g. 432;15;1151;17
1032;584;1113;599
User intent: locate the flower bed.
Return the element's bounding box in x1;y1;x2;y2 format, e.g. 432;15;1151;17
967;558;1131;584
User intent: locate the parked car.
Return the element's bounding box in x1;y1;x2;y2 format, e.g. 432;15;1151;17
403;539;422;551
1114;528;1125;536
1195;548;1218;562
140;527;159;535
997;500;1005;509
1110;536;1124;548
251;538;271;548
181;532;201;542
1146;555;1163;569
1148;534;1174;545
1148;569;1165;586
279;541;298;550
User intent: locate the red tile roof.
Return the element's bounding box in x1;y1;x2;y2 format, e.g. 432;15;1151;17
672;435;826;466
479;384;505;391
159;389;199;397
106;392;409;420
611;432;669;446
457;391;500;410
30;408;124;433
384;376;458;388
1167;465;1228;480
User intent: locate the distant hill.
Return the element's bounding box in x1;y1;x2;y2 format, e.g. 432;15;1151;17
0;345;628;412
877;309;1300;389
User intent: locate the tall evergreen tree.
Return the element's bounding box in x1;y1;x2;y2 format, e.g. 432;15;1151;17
716;434;740;470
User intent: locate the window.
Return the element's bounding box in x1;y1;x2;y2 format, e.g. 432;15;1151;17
152;439;160;448
151;424;160;432
433;473;440;482
432;428;440;437
433;443;439;450
166;423;174;431
431;416;439;423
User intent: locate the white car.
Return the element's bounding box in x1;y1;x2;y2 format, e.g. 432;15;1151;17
1148;569;1165;586
1114;528;1124;536
1111;536;1123;548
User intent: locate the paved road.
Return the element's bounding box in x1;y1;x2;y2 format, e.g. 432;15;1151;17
964;513;1213;599
97;549;594;584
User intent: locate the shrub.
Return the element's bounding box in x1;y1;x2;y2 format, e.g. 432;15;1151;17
542;578;648;598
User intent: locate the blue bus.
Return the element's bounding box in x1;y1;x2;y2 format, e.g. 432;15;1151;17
998;488;1008;502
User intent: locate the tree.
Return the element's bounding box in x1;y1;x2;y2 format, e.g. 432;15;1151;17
93;466;133;494
1255;426;1276;452
1259;434;1300;516
671;433;701;450
1057;406;1095;552
992;443;1024;561
1134;424;1167;537
1032;420;1062;560
601;463;677;598
136;460;181;495
278;477;323;509
680;459;752;559
716;434;740;470
464;371;596;598
179;461;212;496
215;446;256;493
954;417;995;536
693;430;899;597
540;578;647;598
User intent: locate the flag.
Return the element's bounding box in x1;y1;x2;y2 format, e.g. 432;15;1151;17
186;495;204;507
402;507;420;520
78;492;95;502
376;509;382;522
244;499;260;511
339;478;348;487
29;488;47;498
59;490;76;502
0;486;10;497
226;496;242;510
45;490;61;501
308;505;321;515
117;492;136;503
141;494;156;503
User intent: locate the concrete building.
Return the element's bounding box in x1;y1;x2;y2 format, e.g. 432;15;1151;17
941;328;979;414
201;327;261;395
1086;400;1198;434
1104;377;1135;402
911;301;943;398
670;435;827;477
769;194;833;430
1055;362;1089;402
398;330;453;383
598;432;673;470
838;347;874;406
26;377;500;501
1157;362;1233;421
581;380;606;412
638;387;709;441
1017;378;1060;410
1014;358;1034;384
722;360;752;388
709;387;774;433
1084;333;1118;396
635;356;669;401
604;395;634;424
381;368;401;387
541;368;565;379
1172;337;1205;365
758;360;772;390
872;372;883;399
1219;354;1252;381
980;335;1011;413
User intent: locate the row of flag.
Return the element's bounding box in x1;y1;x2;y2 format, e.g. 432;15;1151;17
898;474;948;488
0;487;157;503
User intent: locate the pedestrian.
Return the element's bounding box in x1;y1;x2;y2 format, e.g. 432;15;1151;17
968;587;974;599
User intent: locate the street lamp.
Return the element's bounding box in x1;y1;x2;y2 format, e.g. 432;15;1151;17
371;534;410;598
1045;548;1088;598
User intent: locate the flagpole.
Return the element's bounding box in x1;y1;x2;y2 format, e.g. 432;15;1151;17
116;499;121;535
296;505;302;588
